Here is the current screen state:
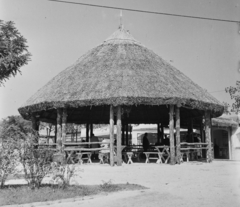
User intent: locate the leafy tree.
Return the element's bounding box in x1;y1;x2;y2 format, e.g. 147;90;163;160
0;115;33;142
225;81;240;114
0;20;31;85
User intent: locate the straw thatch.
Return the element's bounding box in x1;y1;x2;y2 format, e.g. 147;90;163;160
18;27;224;121
212;117;239;128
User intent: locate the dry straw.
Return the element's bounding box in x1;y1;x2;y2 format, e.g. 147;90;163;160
18;27;224;118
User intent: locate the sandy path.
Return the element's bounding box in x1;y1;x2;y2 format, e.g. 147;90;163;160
4;161;240;207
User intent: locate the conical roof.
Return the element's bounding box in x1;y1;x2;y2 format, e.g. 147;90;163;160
18;27;224;118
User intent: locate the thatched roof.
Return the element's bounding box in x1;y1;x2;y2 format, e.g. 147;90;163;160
18;26;224;119
212;117;239;128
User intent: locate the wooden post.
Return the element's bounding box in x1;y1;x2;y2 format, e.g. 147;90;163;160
161;123;164;141
109;105;114;166
176;107;181;164
157;123;160;143
56;108;63;151
90;123;93;136
54;124;57;143
169;105;175;165
205;111;212;162
86;123;89;142
117;106;122;166
188;119;193;142
31;114;38;144
62;108;67;144
126;123;129;146
121;122;125;145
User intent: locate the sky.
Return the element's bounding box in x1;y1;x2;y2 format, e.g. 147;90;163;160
0;0;240;120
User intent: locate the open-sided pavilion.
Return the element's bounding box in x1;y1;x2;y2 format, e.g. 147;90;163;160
18;24;224;166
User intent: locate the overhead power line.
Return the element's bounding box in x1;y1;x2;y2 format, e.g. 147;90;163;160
49;0;240;24
209;90;225;93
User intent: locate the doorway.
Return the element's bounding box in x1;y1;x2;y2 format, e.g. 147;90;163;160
213;129;229;159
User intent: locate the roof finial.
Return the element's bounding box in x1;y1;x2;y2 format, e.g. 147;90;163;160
119;10;123;30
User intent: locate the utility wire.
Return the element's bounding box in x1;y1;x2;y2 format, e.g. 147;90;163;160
209;90;225;93
49;0;240;24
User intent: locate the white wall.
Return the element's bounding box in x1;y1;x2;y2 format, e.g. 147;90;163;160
231;127;240;160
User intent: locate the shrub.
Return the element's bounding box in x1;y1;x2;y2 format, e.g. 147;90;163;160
50;163;79;189
18;140;54;189
0;140;19;188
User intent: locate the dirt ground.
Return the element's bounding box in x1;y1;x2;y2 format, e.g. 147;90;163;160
4;160;240;207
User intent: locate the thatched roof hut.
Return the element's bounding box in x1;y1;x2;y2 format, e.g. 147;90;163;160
18;26;223;126
18;25;224;165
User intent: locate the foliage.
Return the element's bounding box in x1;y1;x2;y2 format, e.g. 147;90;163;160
0;20;31;85
18;139;54;189
0;139;19;188
0;115;33;142
50;163;79;189
225;81;240;114
222;102;231;115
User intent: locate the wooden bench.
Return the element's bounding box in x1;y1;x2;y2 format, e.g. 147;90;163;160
64;141;110;164
180;142;213;162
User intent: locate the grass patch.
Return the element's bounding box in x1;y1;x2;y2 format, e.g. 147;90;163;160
0;183;146;206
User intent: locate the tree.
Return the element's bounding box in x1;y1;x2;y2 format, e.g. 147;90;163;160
225;81;240;114
0;115;33;142
0;20;31;85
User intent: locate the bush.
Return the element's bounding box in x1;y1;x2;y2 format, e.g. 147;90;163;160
50;163;79;189
0;140;19;188
18;140;54;189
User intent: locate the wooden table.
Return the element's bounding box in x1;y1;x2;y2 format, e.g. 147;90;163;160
155;146;170;164
64;147;82;164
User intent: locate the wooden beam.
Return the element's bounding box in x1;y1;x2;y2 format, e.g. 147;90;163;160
54;124;57;143
157;123;160;143
31;114;38;143
62;108;67;144
176;106;181;164
86;123;89;142
121;121;125;145
109;105;114;166
56;108;63;150
169;105;175;165
188;119;193;142
117;106;122;166
161;123;164;141
126;123;129;146
90;123;93;136
205;111;212;162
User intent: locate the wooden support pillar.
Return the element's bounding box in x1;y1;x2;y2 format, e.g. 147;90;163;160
117;106;122;166
188;119;193;142
126;123;129;146
86;123;89;142
54;124;57;143
205;111;212;162
56;108;63;150
176;107;181;164
109;105;114;166
31;114;38;143
157;123;160;143
62;108;67;144
121;122;125;145
90;123;93;136
161;124;164;141
169;105;175;165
